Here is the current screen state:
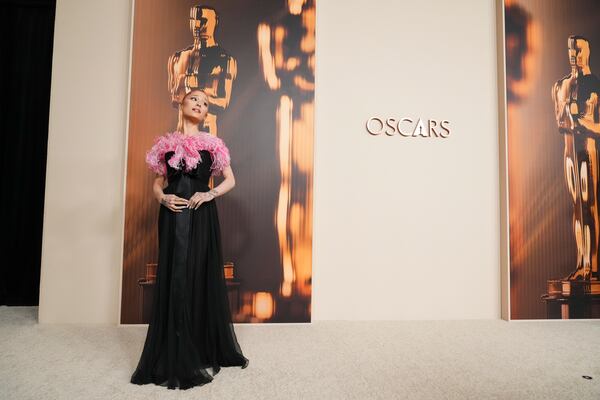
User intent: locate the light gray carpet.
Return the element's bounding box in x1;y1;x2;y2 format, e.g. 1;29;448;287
0;306;599;399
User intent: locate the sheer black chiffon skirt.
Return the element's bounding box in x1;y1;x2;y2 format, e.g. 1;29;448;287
130;179;249;390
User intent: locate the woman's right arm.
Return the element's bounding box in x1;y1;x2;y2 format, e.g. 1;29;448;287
152;174;188;212
152;174;167;203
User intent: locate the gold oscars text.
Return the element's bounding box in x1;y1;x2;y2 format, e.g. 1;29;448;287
366;117;451;138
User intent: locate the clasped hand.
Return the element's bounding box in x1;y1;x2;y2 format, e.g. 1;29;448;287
160;192;214;212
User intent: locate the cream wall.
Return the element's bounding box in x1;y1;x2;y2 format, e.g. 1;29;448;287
39;0;132;323
312;0;500;320
39;0;500;324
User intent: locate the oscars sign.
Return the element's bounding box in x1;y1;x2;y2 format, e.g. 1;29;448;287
366;116;451;138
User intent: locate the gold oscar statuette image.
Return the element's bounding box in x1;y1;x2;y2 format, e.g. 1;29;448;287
545;35;600;318
257;0;314;304
167;5;237;136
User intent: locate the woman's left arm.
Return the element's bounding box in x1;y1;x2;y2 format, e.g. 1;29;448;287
210;165;235;197
188;165;236;209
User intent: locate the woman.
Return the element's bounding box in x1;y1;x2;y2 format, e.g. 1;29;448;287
130;89;249;390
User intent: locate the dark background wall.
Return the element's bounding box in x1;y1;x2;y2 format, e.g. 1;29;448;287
0;0;55;305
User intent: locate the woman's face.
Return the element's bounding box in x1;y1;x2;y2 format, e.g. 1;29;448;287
181;91;209;122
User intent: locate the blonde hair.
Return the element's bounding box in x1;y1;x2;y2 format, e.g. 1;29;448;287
176;89;210;133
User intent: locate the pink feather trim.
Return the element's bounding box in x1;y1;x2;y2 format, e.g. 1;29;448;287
145;131;231;176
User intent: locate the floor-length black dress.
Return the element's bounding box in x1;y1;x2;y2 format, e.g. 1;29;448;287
131;133;249;390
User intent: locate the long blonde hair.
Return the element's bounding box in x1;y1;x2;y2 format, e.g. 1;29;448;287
176;89;209;133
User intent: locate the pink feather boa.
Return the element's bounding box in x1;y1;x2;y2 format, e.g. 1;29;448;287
145;131;231;176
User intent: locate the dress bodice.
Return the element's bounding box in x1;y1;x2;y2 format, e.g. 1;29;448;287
145;131;231;198
164;150;213;197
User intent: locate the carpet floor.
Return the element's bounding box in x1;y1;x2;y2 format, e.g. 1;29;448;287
1;306;599;399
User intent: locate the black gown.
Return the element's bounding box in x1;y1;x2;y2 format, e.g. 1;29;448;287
130;149;249;390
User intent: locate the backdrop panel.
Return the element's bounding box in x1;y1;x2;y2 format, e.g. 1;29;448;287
503;0;600;319
120;0;314;324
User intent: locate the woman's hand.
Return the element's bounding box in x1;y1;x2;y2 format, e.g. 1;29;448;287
160;194;189;213
187;191;215;209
